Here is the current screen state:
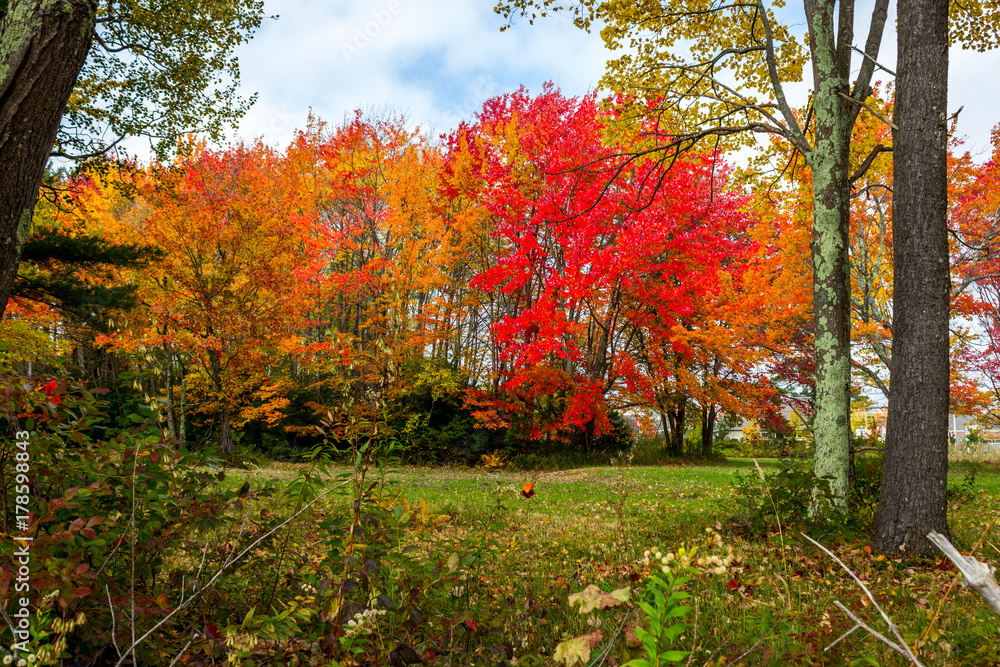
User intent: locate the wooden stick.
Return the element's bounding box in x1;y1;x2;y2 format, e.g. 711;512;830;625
921;515;999;643
927;531;1000;616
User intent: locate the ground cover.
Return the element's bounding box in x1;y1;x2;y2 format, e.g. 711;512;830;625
205;458;1000;666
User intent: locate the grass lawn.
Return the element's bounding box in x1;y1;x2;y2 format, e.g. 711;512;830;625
214;457;1000;666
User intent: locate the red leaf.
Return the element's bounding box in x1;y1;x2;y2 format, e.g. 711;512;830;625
728;578;740;591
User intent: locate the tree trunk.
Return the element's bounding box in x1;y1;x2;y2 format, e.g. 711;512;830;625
660;411;670;451
179;357;188;446
804;0;854;510
0;0;96;317
219;404;233;456
701;404;716;456
666;404;685;457
163;341;178;439
874;0;951;556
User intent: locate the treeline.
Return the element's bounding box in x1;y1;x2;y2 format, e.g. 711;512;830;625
6;86;1000;461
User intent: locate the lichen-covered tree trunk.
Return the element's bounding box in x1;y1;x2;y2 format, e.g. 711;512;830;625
0;0;96;318
874;0;951;556
804;0;853;509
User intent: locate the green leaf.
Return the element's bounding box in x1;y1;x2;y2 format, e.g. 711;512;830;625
665;605;693;618
660;650;690;662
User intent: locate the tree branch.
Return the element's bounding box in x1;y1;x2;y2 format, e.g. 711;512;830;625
927;531;1000;616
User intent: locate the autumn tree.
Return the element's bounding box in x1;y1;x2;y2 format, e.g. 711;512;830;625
495;0;895;506
92;142;324;454
0;0;265;320
278;112;472;430
451;86;766;450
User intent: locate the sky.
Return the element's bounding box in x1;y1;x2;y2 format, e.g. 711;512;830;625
225;0;1000;162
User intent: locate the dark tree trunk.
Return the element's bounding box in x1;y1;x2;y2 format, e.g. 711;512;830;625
178;357;188;446
874;0;951;556
580;419;595;453
701;404;716;456
163;341;178;439
219;404;233;456
666;405;685;457
0;0;97;317
207;348;232;454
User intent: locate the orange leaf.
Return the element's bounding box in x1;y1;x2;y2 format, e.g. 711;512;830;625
521;482;535;499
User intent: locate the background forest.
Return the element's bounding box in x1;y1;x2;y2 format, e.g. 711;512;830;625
8;88;1000;465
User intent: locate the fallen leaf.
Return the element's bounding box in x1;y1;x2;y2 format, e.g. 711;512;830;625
567;585;630;614
553;630;602;667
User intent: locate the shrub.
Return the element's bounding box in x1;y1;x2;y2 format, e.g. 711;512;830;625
731;460;829;534
0;375;248;664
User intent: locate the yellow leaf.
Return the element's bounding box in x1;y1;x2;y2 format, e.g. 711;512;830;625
567;585;631;614
553;630;602;667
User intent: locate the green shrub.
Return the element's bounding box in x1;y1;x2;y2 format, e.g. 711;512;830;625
731;460;830;534
593;410;637;453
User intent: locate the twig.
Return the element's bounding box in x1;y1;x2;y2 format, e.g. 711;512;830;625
129;455;138;662
106;584;122;658
927;530;1000;616
824;621;861;651
592;613;630;667
832;601;926;666
167;632;198;667
685;598;699;667
0;605;17;645
801;532;922;664
725;616;782;664
112;487;336;667
851;45;897;76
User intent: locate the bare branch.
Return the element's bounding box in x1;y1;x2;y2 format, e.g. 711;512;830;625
851;44;896;77
801;532;923;665
838;92;899;131
852;358;891;399
849;145;892;185
927;531;1000;616
755;0;808;150
831;601;926;666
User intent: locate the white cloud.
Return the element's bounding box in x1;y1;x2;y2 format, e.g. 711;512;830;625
228;0;998;158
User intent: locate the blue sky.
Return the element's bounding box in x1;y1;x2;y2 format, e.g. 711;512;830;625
228;0;1000;160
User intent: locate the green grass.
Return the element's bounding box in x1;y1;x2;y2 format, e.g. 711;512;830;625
208;457;1000;666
